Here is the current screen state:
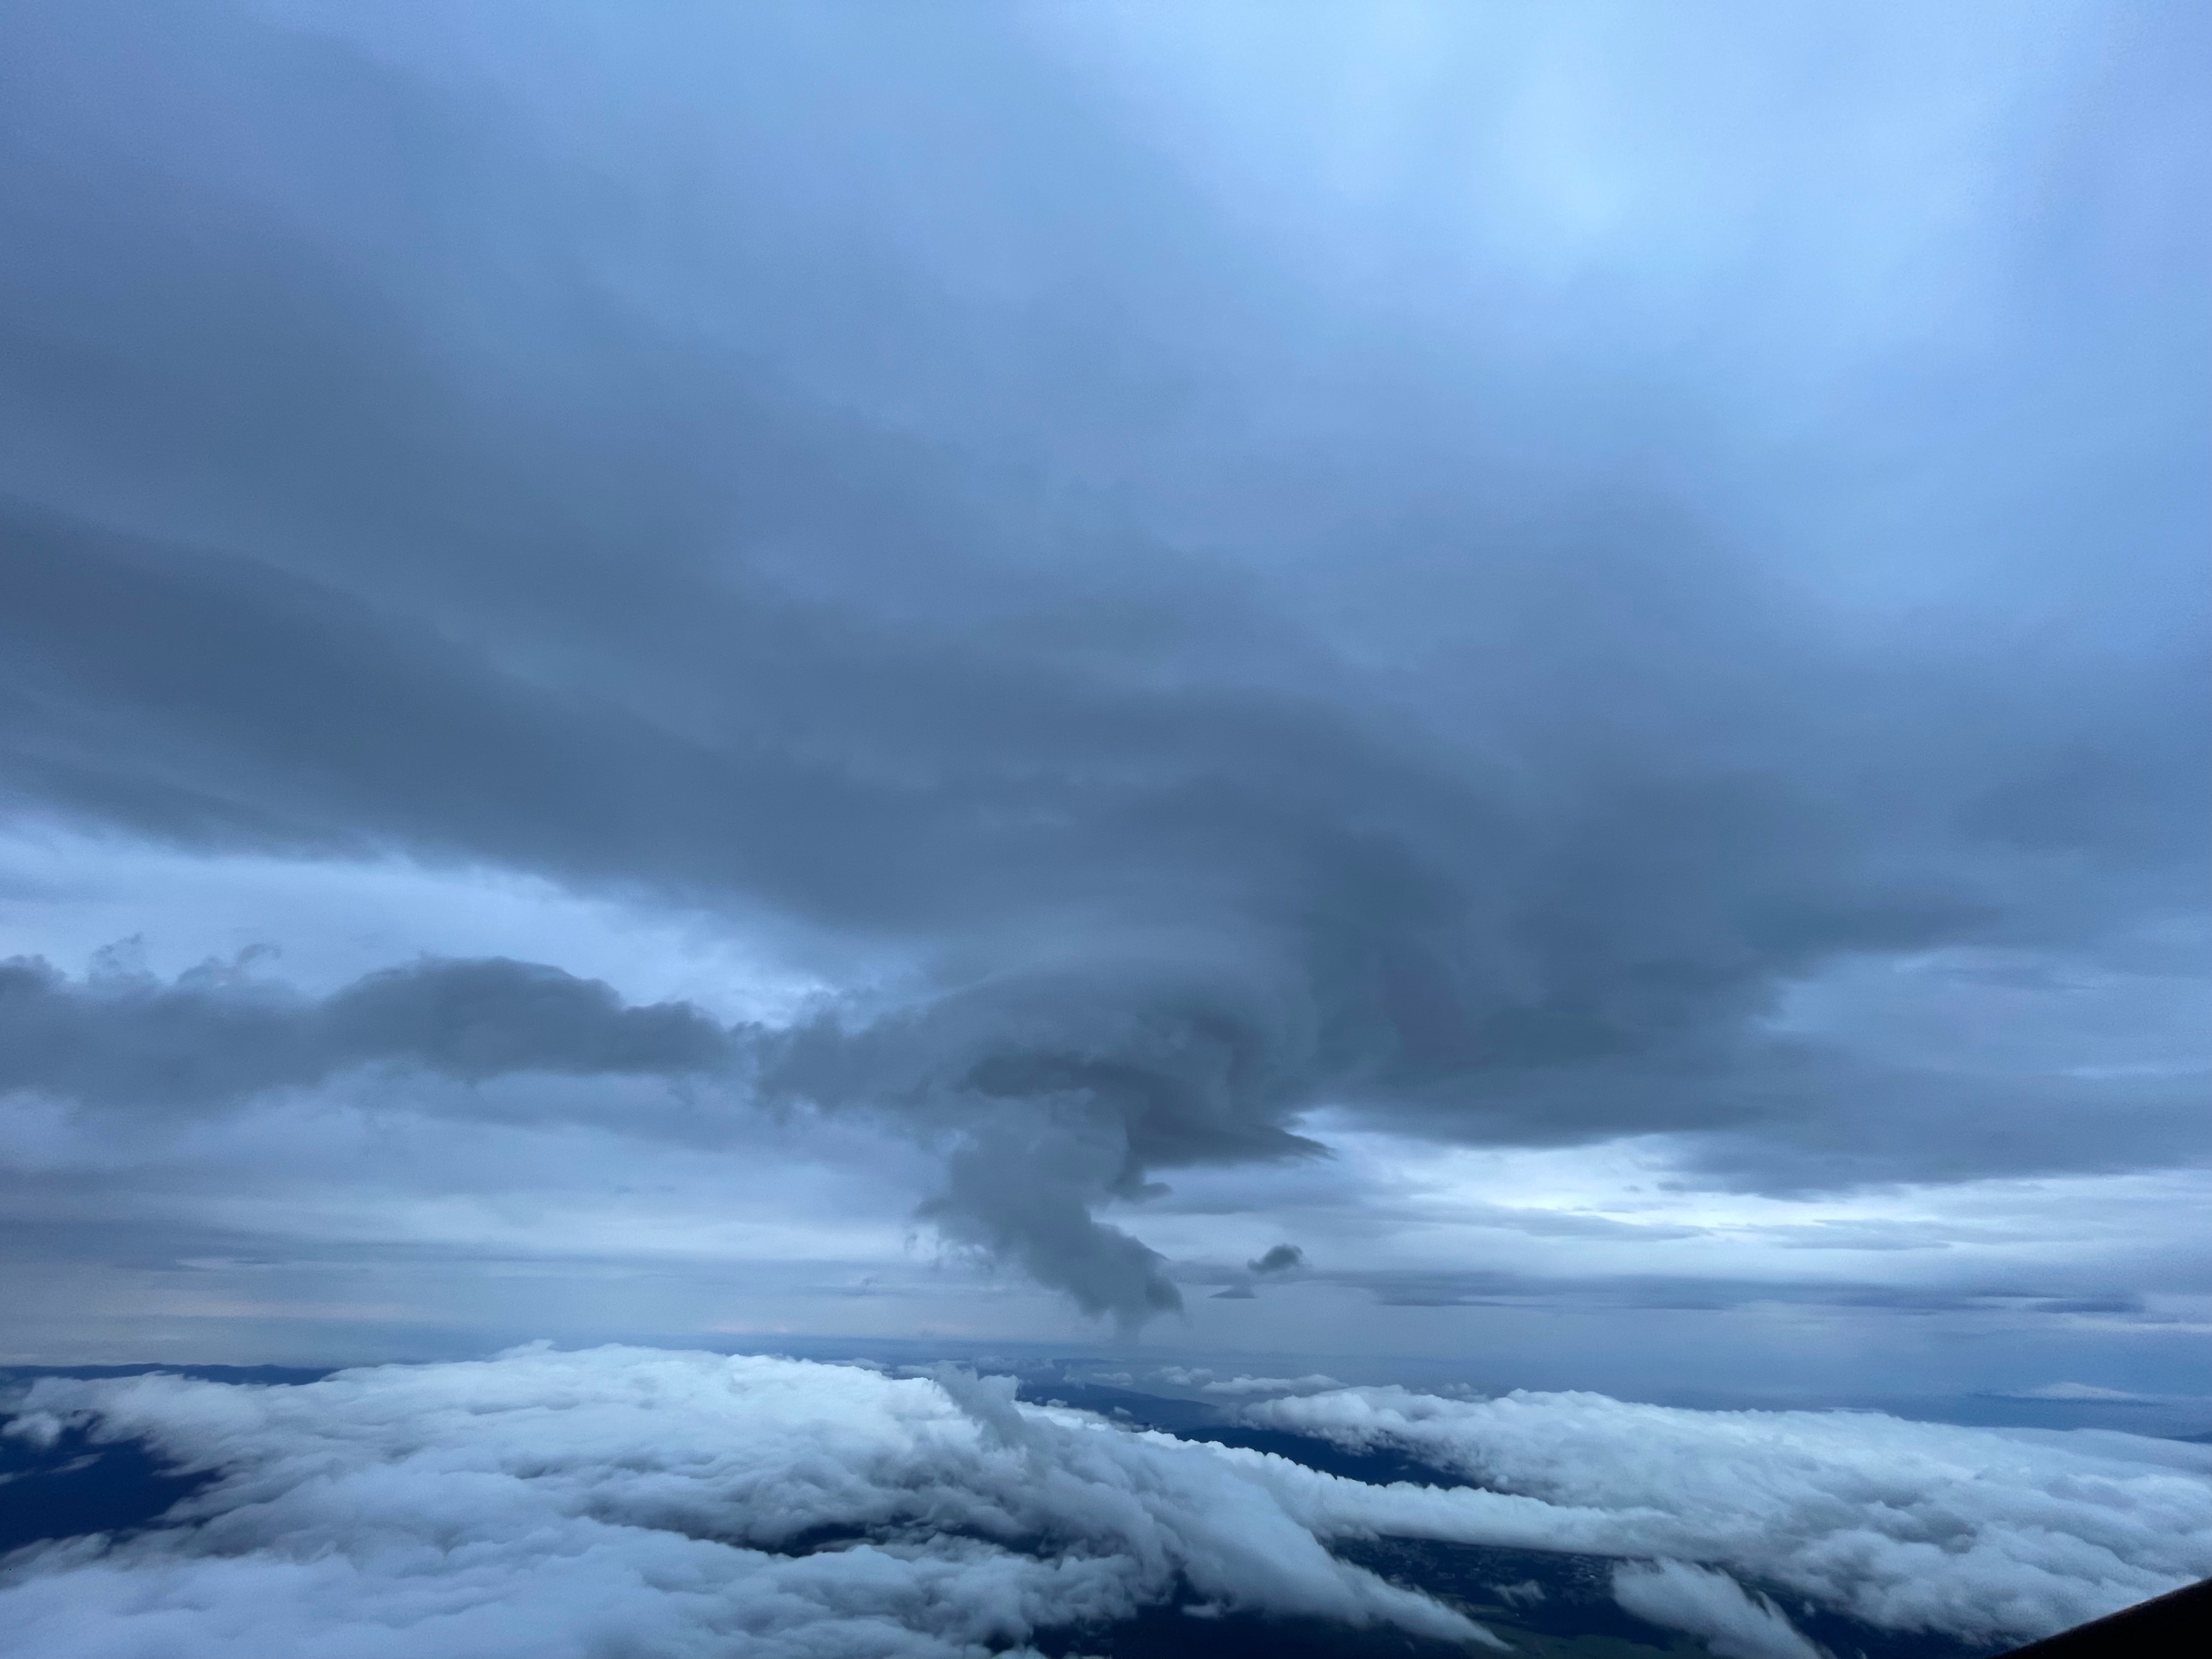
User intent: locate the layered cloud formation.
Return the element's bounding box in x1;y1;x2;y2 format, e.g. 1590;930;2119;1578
0;1349;1488;1658
1238;1384;2212;1643
0;955;732;1110
0;0;2205;1344
5;1350;2208;1656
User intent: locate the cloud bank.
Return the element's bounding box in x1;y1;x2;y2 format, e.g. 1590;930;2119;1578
6;1351;2208;1657
0;1347;1482;1658
1239;1384;2212;1644
0;954;733;1111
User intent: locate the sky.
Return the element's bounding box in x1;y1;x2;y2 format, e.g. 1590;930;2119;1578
0;0;2207;1415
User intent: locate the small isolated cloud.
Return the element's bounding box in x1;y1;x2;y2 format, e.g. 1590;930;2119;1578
1995;1382;2162;1403
1248;1244;1307;1276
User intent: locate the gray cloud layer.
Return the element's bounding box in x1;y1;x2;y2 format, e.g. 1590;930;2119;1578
1;1;2205;1319
0;955;731;1111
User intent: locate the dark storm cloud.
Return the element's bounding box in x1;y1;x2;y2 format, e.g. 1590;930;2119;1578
0;954;731;1110
1194;1243;1306;1304
0;1;2204;1320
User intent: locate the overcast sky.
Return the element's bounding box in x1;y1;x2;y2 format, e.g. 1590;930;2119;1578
1;0;2205;1402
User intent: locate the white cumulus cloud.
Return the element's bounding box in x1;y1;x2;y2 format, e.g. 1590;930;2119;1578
1199;1374;1346;1397
1236;1385;2212;1646
1611;1560;1821;1659
0;1346;1487;1658
5;1350;2208;1657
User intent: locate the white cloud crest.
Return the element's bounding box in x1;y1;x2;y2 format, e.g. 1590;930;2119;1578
1239;1385;2212;1645
0;1346;1485;1658
4;1350;2209;1656
1610;1560;1822;1659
